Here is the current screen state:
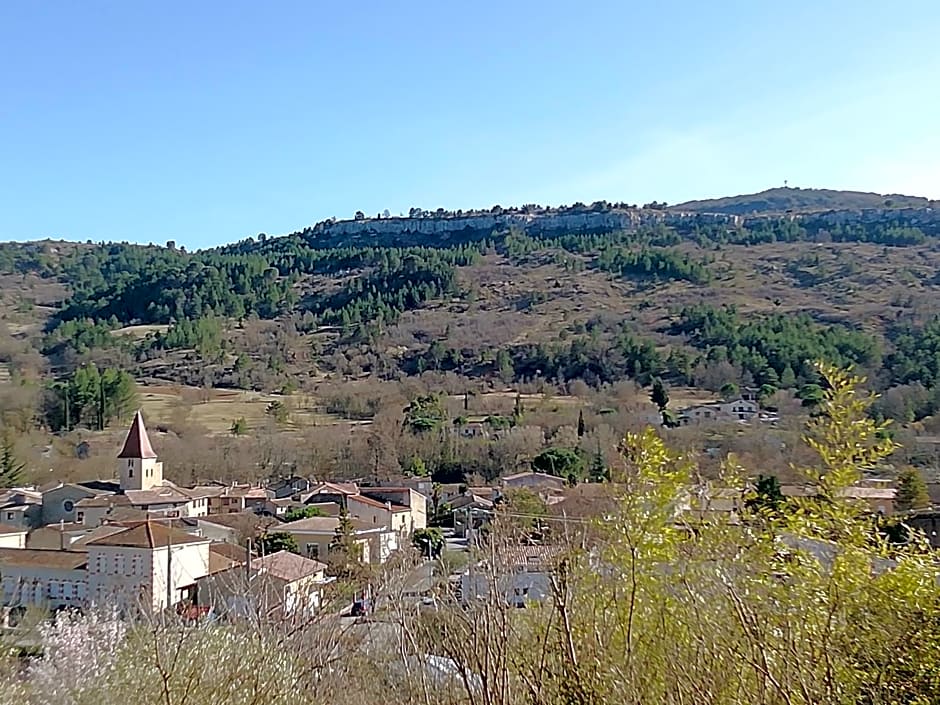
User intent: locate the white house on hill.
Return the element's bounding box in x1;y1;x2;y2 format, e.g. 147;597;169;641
84;520;211;612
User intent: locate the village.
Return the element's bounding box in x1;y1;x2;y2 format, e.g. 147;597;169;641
0;403;926;627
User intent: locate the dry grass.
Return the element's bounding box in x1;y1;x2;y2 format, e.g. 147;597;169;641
137;385;351;435
111;324;169;339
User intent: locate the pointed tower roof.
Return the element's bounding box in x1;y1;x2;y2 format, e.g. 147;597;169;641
117;410;157;459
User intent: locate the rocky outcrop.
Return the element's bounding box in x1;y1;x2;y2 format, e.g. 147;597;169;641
295;205;940;248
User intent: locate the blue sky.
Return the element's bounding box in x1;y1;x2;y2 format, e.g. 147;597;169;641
2;1;939;248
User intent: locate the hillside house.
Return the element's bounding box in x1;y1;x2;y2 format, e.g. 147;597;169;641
500;472;567;502
210;484;271;514
277;515;397;564
460;545;563;607
85;520;212;612
359;487;428;534
0;488;42;530
266;476;313;499
678;398;760;425
198;550;331;619
302;483;425;537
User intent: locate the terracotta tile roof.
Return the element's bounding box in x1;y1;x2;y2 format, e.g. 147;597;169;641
117;410;157;459
349;494;410;513
466;487;499;501
220;486;269;499
99;506;151;523
279;515;377;534
251;550;326;582
85;520;207;548
209;542;247;562
207;543;246;574
124;487;192;506
198;512;279;532
75;494;129;509
501;471;565;485
310;482;359;496
179;485;227;499
67;525;128;550
0;548;87;570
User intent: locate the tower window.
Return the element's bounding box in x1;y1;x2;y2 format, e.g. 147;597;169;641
129;468;134;478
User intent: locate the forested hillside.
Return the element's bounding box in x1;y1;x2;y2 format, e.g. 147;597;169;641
2;190;940;486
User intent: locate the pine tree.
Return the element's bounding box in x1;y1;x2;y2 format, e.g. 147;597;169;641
329;507;361;576
650;377;670;412
896;467;931;512
0;433;25;488
589;442;608;483
577;409;586;438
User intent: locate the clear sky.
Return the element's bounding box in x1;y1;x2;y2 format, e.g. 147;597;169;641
2;1;939;249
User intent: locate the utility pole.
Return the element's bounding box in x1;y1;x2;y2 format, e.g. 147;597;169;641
166;518;173;611
63;384;70;432
98;377;106;431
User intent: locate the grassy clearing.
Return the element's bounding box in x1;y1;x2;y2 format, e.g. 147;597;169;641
112;324;169;339
137;385;351;435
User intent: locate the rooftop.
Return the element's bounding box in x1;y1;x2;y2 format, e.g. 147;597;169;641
208;543;246;574
308;481;359;496
198;511;280;532
251;550;326;582
0;523;27;535
501;471;566;484
349;494;410;513
85;520;208;549
117;410;158;459
0;548;87;570
75;494;130;509
67;525;129;550
124;487;193;506
279;515;377;534
209;542;248;562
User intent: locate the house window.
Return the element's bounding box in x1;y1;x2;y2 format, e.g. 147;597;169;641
6;513;13;521
306;544;320;559
128;468;134;478
77;511;85;523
